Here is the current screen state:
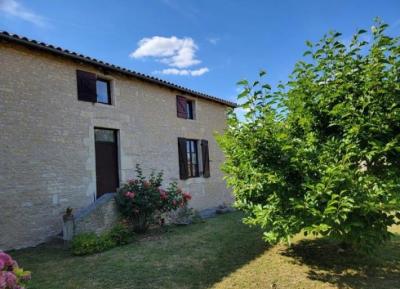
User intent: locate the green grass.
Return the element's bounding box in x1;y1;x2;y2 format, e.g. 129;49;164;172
10;212;400;289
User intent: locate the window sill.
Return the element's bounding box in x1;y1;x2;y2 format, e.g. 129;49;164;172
181;177;208;184
178;117;196;121
93;102;114;108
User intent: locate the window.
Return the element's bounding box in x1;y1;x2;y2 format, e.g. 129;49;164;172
186;100;194;119
94;128;116;142
186;139;199;177
96;79;111;104
178;138;210;180
76;70;112;105
176;95;194;119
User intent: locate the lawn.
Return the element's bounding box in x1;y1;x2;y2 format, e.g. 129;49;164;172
10;212;400;289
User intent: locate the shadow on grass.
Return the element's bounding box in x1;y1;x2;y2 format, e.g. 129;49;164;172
11;212;270;289
281;234;400;289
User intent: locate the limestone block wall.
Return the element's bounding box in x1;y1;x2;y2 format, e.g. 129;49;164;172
0;42;233;251
74;193;119;236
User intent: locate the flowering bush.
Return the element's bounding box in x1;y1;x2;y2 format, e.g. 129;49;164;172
0;252;31;289
115;165;192;232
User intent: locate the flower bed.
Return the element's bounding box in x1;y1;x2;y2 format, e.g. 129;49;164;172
115;165;191;233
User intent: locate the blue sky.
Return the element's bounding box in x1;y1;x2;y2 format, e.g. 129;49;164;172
1;0;400;103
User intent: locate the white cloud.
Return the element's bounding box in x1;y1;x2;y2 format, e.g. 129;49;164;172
0;0;45;26
156;67;209;76
190;67;209;76
207;37;220;45
130;36;201;68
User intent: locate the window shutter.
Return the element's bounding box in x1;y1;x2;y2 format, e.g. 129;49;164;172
176;96;188;118
76;70;97;102
201;139;210;178
178;138;189;180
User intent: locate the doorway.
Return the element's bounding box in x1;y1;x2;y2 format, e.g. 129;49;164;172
94;128;119;198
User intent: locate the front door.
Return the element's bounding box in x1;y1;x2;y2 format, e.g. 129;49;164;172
95;128;119;198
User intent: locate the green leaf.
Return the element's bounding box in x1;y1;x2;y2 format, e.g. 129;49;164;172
237;89;249;99
237;79;249;86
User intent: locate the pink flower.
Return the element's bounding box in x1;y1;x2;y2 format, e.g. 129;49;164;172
158;188;168;200
0;252;13;270
183;192;192;201
125;191;135;199
172;200;177;206
0;272;6;289
4;271;17;288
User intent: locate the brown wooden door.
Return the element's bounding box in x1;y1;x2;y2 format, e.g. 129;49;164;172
95;128;119;198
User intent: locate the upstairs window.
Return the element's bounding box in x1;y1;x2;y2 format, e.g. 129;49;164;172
76;70;112;105
176;95;194;119
96;78;111;104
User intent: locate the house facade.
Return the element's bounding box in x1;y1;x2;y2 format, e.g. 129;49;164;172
0;31;235;251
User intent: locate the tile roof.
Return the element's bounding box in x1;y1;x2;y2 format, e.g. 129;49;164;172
0;31;236;108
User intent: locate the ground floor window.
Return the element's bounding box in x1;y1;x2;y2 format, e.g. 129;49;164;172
186;139;199;178
178;138;209;179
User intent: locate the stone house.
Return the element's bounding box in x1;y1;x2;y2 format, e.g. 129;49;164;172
0;31;235;251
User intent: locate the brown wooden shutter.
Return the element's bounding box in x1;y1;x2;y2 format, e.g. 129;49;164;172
176;95;188;118
201;139;210;178
178;138;189;180
76;70;97;102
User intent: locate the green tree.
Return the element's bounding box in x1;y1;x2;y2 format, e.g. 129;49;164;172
217;20;400;252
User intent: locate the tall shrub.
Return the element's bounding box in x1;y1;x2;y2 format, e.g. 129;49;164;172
217;20;400;251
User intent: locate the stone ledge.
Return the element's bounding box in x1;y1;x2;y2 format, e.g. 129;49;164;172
73;193;120;236
74;193;116;220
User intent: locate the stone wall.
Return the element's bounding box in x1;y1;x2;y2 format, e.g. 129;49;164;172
73;193;119;236
0;42;233;250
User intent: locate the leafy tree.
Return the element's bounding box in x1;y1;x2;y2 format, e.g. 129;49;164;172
217;20;400;252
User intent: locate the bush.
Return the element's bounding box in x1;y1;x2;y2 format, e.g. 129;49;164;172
106;223;132;245
217;20;400;252
0;251;31;289
115;165;191;233
71;222;134;255
71;233;113;256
